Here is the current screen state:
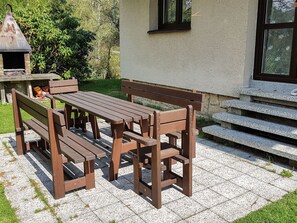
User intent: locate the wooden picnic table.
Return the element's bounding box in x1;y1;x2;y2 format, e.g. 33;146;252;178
54;91;155;181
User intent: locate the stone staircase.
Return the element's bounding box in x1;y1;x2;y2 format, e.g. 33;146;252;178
203;87;297;162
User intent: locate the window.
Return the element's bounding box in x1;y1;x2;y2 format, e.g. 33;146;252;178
158;0;192;30
254;0;297;83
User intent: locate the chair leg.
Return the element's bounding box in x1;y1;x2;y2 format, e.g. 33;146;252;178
133;155;141;194
84;160;95;189
182;162;192;196
163;158;172;180
151;146;162;209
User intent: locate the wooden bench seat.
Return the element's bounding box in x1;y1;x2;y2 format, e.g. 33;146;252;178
12;89;106;199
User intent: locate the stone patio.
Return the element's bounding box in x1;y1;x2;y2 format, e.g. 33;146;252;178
0;120;296;223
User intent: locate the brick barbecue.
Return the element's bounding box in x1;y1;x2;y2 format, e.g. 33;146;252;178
0;12;59;104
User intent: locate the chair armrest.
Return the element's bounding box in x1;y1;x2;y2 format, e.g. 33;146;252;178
123;131;157;146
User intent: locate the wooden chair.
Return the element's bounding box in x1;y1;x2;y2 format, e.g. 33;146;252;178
123;105;194;208
47;78;89;132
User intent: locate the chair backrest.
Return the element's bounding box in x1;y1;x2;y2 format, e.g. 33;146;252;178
49;79;79;95
153;106;193;150
12;89;66;137
121;80;202;111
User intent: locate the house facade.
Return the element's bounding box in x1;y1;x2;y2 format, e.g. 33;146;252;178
120;0;297;114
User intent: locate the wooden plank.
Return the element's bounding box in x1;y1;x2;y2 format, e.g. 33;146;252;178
145;148;180;160
49;79;78;88
54;94;124;124
122;80;202;102
70;93;144;121
16;91;48;116
66;131;106;158
122;86;202;111
24;119;86;163
64;177;86;192
77;92;151;119
82;91;155;114
49;86;79;94
159;108;187;124
123;131;157;146
160;178;177;188
159;120;187;135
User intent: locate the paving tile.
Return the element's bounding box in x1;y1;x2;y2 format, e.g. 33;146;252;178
66;211;102;223
55;199;91;222
121;215;146;223
139;206;181;223
248;168;280;183
211;200;250;222
185;209;227;223
226;161;258;174
211;165;243;180
271;177;297;192
211;181;247;199
231;174;263;190
175;164;206;177
122;194;154;214
193;171;225;188
94;202;135;222
195;159;223;171
229;149;254;160
80;190;119;211
232;191;269;211
15;199;45;219
21;210;57;223
210;153;239;166
191;189;228;208
165;196;205;219
161;187;185;204
251;182;287;201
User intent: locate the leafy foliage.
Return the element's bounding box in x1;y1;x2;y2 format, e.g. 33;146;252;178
68;0;120;79
0;0;95;81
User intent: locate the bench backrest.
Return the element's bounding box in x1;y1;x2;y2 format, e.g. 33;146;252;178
12;89;66;137
49;79;78;95
121;80;202;111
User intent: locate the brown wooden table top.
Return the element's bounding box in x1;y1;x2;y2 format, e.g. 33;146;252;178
54;91;155;124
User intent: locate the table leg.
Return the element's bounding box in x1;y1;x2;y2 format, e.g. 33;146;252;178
109;123;124;181
89;114;100;139
64;104;72;129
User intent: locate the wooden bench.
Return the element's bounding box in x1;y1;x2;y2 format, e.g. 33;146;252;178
121;80;202;156
123;106;194;208
12;89;106;199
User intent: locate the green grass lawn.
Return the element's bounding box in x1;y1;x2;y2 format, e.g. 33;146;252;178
0;184;19;223
234;190;297;223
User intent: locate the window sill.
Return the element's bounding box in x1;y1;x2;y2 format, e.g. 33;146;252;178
147;27;191;34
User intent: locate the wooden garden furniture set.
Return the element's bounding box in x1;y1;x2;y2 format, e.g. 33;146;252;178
12;79;202;208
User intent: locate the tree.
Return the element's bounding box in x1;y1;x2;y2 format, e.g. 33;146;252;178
68;0;120;79
0;0;95;81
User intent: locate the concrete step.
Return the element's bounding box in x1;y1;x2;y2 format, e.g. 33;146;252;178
222;100;297;121
213;112;297;140
202;125;297;161
241;87;297;104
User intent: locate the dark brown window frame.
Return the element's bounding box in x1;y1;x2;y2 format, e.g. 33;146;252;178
158;0;191;31
254;0;297;83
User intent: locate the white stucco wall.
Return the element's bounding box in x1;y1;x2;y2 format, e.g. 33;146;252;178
120;0;258;97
